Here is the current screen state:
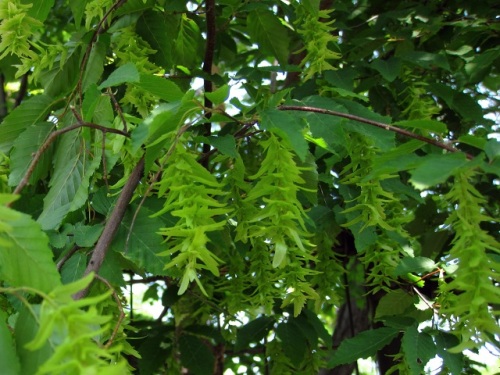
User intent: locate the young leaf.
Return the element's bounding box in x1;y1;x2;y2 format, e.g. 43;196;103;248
0;310;21;375
327;327;400;367
409;153;468;190
136;73;184;102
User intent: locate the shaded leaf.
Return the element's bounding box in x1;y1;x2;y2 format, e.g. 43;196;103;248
402;324;437;375
394;119;447;134
276;320;307;366
82;37;108;92
235;316;274;352
434;331;464;375
247;9;290;66
8;122;54;187
371;57;401;82
375;290;417;321
328;327;399;367
179;334;214;375
0;95;55;153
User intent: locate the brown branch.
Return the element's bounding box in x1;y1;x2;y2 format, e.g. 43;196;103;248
56;245;81;271
12;122;129;196
278;105;474;159
73;156;145;300
201;0;216;167
0;73;6;119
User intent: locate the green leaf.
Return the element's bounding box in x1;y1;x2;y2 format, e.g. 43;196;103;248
0;310;21;375
39;47;81;97
235;316;274;352
136;73;184;102
8;122;54;187
247;9;290;66
402;324;437;375
328;327;399;367
98;62;140;89
260;109;308;161
82;36;108;92
371;57;402;82
179;334;215;375
485;139;500;161
15;306;53;375
202;135;237;158
400;51;450;71
276;320;307;366
69;0;86;27
205;84;230;105
111;205;167;276
73;223;104;247
0;205;61;294
136;11;177;68
394;119;447;134
60;252;86;284
37;131;100;230
375;290;417;321
394;257;436;277
175;14;202;68
409;153;468;190
0;95;55;153
434;331;464;375
25;0;54;22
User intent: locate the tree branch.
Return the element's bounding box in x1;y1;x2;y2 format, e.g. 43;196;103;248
73;156;145;300
278;105;473;159
12;122;129;196
201;0;216;167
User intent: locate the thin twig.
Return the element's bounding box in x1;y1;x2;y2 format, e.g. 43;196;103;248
73;156;145;300
93;274;126;349
201;0;216;168
107;88;128;133
56;245;81;271
12;122;129;196
278;105;474;159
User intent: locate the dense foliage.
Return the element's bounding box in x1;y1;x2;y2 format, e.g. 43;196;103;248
0;0;499;374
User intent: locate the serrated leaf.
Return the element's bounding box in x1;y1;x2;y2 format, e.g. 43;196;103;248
434;331;464;375
136;11;177;68
0;205;61;294
175;15;202;68
375;290;417;321
8;122;54;187
73;223;104;247
0;310;21;375
409;153;468;190
136;73;184;102
394;119;447;134
82;37;108;92
485;139;500;161
98;62;140;89
60;252;87;284
205;84;230;105
39;48;81;97
235;316;274;352
111;205;167;275
179;334;214;375
69;1;86;27
247;9;290;66
400;51;450;71
371;57;401;82
0;95;55;153
328;327;399;367
204;135;237;158
26;0;54;22
402;325;437;375
394;257;436;277
302;309;331;344
260;109;308;161
37;131;101;230
276;320;307;366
